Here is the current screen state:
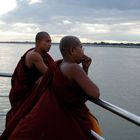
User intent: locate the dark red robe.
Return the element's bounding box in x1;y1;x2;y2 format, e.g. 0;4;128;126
9;48;54;107
0;60;101;140
6;48;54;126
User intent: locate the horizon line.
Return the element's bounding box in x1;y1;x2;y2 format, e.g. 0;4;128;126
0;41;140;45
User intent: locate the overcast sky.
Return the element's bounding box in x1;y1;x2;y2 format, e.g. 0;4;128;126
0;0;140;43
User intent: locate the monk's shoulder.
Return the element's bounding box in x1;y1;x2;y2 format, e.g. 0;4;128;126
67;63;84;76
60;63;80;79
28;51;42;61
69;63;81;70
25;50;42;68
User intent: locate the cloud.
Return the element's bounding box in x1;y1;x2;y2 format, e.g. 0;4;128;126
0;0;17;16
0;0;140;42
62;20;71;25
27;0;42;5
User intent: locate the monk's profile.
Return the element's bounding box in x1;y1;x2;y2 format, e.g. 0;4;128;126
6;31;54;126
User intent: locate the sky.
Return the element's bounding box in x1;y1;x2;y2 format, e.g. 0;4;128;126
0;0;140;43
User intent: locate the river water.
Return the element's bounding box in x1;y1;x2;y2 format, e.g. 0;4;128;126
0;43;140;140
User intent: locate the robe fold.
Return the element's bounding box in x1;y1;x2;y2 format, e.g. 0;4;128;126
0;60;101;140
6;48;54;126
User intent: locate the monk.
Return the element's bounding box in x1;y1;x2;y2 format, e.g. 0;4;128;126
0;36;101;140
6;31;54;126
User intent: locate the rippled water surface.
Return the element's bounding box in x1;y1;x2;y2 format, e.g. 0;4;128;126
0;43;140;140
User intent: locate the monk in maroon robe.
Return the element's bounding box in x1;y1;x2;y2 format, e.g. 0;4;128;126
0;36;101;140
9;48;54;107
6;31;54;126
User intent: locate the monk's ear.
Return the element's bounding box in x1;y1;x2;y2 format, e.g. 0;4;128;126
70;47;75;55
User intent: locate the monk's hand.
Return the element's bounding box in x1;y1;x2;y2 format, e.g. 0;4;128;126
82;55;92;73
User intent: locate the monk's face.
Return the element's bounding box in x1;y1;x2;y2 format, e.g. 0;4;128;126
73;45;84;64
39;35;52;52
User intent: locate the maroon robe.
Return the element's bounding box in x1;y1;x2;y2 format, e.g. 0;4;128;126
9;48;54;107
6;48;54;126
0;60;100;140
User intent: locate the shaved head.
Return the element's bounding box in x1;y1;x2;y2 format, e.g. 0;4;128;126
35;31;50;44
59;36;81;57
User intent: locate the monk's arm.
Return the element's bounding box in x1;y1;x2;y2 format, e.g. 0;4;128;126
71;64;100;98
31;53;48;74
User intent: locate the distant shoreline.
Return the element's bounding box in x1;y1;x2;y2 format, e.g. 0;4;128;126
0;41;140;48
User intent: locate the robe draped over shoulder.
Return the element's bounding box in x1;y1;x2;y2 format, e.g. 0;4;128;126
9;48;54;107
0;60;101;140
5;48;54;129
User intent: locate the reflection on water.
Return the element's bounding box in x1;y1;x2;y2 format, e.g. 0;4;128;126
0;44;140;140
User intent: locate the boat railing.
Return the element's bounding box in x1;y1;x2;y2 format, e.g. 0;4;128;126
0;72;140;139
0;72;12;77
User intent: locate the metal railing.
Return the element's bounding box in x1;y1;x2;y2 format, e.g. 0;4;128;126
0;72;12;77
0;72;140;139
88;97;140;126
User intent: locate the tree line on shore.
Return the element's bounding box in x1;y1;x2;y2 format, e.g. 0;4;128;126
0;41;140;48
